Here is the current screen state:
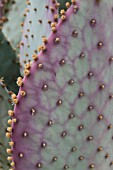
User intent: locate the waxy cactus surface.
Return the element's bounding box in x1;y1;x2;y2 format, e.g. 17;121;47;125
10;1;113;170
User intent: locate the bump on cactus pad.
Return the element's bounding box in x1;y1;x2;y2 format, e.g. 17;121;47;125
11;1;113;170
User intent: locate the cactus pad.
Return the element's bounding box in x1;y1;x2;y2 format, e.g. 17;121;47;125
20;0;59;73
0;82;12;170
11;1;113;170
3;0;26;51
0;31;20;93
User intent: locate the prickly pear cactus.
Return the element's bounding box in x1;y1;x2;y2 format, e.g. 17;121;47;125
9;0;113;170
0;31;20;93
20;0;59;73
3;0;26;51
0;82;12;170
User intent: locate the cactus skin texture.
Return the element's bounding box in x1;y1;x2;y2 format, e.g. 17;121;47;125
0;31;20;93
10;0;113;170
20;0;59;74
0;82;11;170
3;0;26;52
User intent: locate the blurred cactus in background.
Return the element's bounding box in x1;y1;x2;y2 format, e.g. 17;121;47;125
0;81;12;170
0;0;113;170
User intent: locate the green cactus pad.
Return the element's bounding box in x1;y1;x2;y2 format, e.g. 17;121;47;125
0;82;12;170
0;31;20;93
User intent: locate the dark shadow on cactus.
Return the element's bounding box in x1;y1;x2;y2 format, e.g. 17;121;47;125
0;31;20;94
58;0;71;11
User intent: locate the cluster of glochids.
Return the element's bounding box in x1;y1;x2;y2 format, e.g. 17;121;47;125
5;1;77;169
